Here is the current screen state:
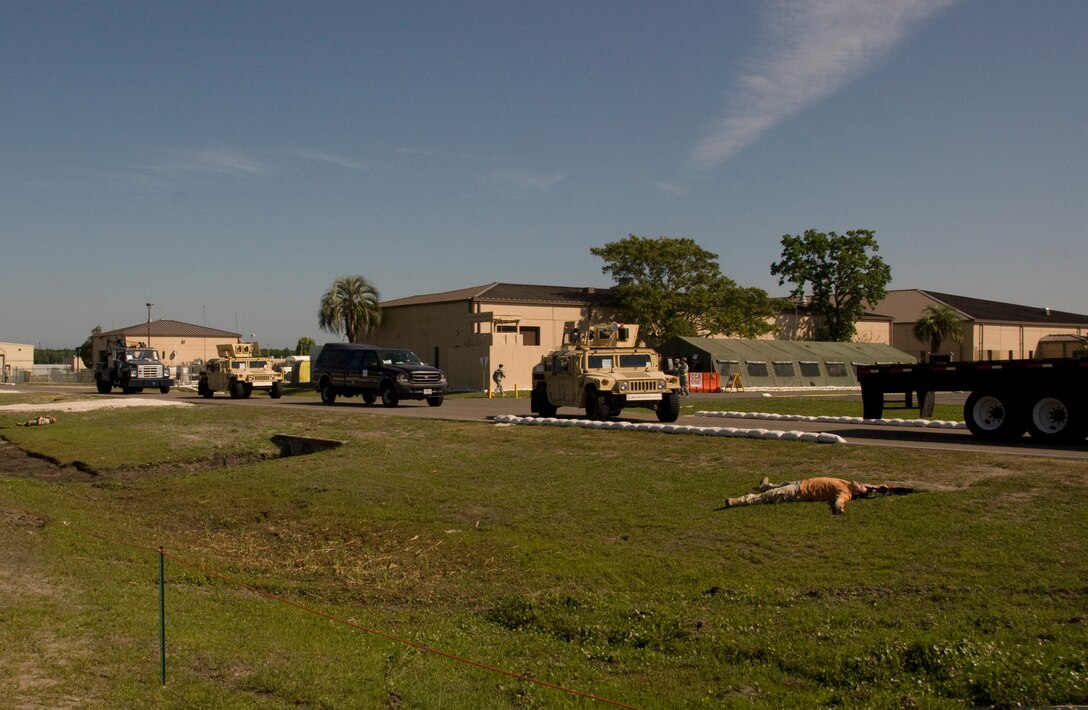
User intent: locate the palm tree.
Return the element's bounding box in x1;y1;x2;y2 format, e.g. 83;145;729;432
318;275;382;343
913;304;963;355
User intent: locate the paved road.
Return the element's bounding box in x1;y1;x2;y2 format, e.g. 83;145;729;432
10;385;1088;460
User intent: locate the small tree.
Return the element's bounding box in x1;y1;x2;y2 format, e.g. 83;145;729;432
770;229;892;342
591;234;776;345
913;304;963;355
295;337;315;356
318;275;382;343
77;325;102;367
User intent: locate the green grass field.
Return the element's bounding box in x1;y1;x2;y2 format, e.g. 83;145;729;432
0;395;1084;708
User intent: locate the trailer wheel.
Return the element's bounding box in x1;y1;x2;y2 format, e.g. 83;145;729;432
964;391;1025;441
1027;394;1087;443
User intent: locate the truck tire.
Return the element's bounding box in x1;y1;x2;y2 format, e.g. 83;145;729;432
229;380;244;399
159;385;171;394
586;390;610;420
319;381;337;405
199;378;214;398
533;384;557;417
380;383;399;407
964;390;1025;441
426;395;444;407
1027;393;1087;443
269;381;283;399
96;379;112;394
242;383;253;399
363;392;377;405
656;392;681;422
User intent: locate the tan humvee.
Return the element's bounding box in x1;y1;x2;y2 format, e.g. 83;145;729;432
198;343;284;399
530;322;681;421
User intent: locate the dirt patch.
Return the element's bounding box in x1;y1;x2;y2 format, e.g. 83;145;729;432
0;438;89;482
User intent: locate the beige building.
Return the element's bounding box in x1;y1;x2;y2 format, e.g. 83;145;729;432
373;283;618;392
92;320;241;370
0;341;35;383
874;289;1088;361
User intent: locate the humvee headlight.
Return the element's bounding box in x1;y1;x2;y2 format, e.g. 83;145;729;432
618;381;628;392
657;381;666;390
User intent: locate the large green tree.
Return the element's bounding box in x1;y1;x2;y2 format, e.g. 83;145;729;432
318;275;382;343
770;229;892;342
591;234;777;345
913;304;964;354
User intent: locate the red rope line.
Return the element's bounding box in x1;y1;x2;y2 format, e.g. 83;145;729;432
1;498;641;709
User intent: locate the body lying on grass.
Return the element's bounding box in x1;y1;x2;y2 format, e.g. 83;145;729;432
718;476;915;514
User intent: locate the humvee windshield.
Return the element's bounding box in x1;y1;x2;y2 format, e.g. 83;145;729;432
588;353;653;369
379;350;423;366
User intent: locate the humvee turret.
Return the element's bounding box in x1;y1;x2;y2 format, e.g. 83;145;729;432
198;343;284;399
530;322;682;421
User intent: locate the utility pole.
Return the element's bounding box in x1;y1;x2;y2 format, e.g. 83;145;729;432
146;303;154;347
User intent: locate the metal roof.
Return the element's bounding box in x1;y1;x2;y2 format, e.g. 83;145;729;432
381;282;615;308
99;319;240;339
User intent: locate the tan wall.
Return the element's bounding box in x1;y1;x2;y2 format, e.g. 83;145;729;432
764;313;890;344
0;341;35;380
970;324;1085;360
375;301;614;391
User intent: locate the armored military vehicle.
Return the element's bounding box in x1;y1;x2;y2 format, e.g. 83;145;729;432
530;322;681;421
95;340;173;394
198;343;284;399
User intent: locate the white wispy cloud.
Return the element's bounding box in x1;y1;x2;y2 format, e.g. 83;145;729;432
292;148;366;170
483;168;566;191
690;0;958;169
651;179;689;196
152;147;268;177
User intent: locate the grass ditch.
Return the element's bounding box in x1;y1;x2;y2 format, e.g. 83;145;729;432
0;398;1084;708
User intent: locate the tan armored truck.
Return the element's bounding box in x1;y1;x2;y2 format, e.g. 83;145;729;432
530;322;682;421
198;343;284;399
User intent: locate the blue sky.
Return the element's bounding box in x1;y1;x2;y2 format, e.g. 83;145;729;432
3;0;1086;348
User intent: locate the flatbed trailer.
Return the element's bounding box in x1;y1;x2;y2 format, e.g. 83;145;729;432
858;358;1088;443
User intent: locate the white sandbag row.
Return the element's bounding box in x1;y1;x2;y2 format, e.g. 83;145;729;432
492;415;847;444
693;410;966;429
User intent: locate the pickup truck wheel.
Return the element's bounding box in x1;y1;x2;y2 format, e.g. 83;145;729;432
426;395;444;407
269;382;283;399
363;392;377;405
320;382;337;405
229;381;244;399
159;385;171;394
96;380;112;394
656;392;681;422
1027;393;1087;443
380;384;399;407
964;391;1025;441
533;384;557;417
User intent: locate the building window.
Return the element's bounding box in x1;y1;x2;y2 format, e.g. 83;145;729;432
746;361;768;377
519;326;540;346
496;324;518;333
772;361;795;377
